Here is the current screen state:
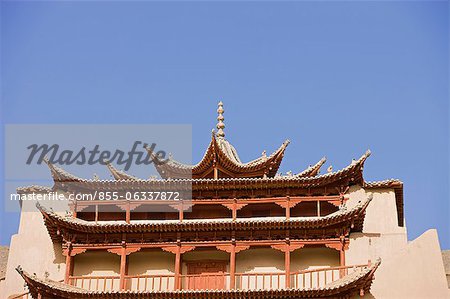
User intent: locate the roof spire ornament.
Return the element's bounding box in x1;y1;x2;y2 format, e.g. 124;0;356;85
216;101;225;138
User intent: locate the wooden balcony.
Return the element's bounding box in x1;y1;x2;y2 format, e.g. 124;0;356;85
67;264;369;292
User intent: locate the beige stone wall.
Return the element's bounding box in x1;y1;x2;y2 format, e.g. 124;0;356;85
3;199;67;298
291;247;340;289
128;250;175;275
347;186;449;298
128;250;175;291
0;279;5;297
368;229;449;299
347;186;408;265
291;247;339;271
236;248;284;289
73;251;120;276
347;186;405;235
71;251;120;291
234;247;338;289
442;250;450;288
236;249;284;273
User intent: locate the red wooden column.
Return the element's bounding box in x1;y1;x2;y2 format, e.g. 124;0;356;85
285;197;290;220
339;245;346;278
73;199;78;218
271;242;304;289
64;254;73;284
108;242;140;291
63;244;87;285
232;202;237;220
340;247;346;267
125;201;131;224
174;245;181;289
325;238;348;278
119;247;127;290
229;243;236;288
162;244;196;290
64;243;73;284
317;200;321;217
213;166;218;179
179;202;184;222
216;243;250;290
222;201;247;221
275;198;295;220
170;202;184;222
285;247;291;288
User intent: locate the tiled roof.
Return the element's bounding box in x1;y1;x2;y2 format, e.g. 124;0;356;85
363;179;403;188
148;134;290;179
37;196;372;241
292;157;327;178
39;150;370;188
105;160;139;181
16;260;380;298
16;185;53;194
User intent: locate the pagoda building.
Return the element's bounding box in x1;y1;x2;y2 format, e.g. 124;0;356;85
3;102;449;299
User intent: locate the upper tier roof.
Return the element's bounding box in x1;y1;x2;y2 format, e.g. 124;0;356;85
147;102;290;179
147;132;290;179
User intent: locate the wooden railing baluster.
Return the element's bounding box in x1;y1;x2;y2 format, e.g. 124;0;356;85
63;264;368;293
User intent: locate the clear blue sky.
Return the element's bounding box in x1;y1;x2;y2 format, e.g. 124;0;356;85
1;1;448;248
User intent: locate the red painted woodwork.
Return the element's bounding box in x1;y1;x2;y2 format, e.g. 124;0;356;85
119;248;127;290
161;245;195;255
185;261;227;290
64;254;73;284
175;246;181;290
215;245;249;253
107;247;141;256
72;195;347;222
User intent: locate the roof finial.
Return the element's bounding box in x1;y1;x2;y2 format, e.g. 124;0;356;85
216;101;225;138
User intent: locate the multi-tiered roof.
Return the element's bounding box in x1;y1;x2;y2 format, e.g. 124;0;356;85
16;102;403;299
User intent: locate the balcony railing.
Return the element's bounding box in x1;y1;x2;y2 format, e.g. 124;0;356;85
69;275;121;291
235;272;286;290
126;274;175;291
68;264;369;292
290;264;368;289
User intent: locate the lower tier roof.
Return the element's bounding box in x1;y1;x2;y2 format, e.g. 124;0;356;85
16;260;380;299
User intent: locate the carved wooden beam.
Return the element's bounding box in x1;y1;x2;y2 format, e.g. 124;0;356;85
107;247;141;256
216;245;250;253
325;241;349;251
161;245;196;254
63;247;87;257
288;243;305;252
271;243;304;252
179;246;196;254
274;201;288;209
221;203;248;211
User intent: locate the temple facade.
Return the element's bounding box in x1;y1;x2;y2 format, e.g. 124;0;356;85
2;102;449;298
